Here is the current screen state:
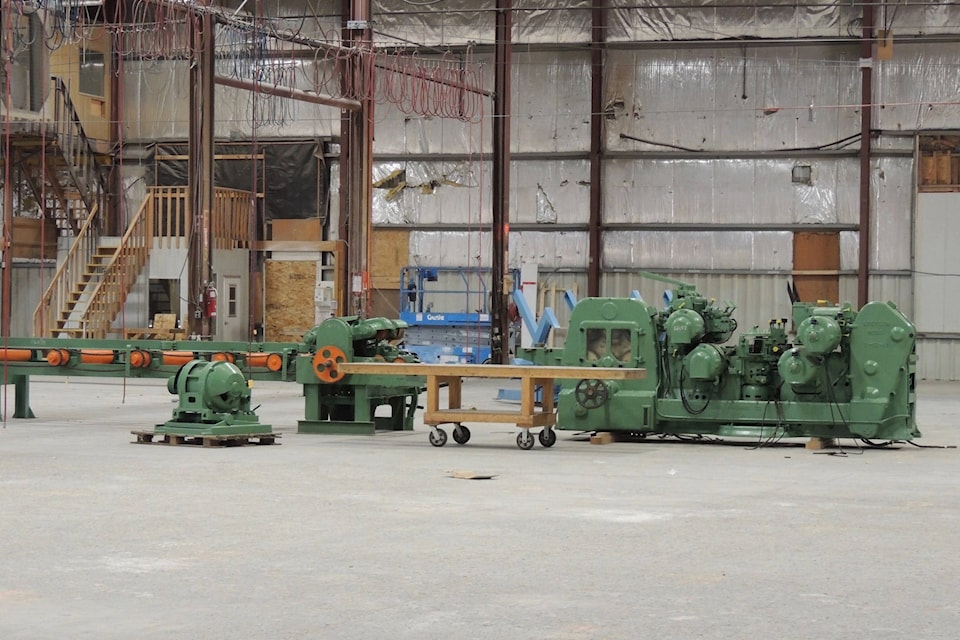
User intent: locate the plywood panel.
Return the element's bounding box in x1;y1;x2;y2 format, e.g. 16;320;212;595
370;228;410;290
11;218;58;259
271;218;322;241
793;232;839;304
371;288;401;319
264;260;315;342
48;28;112;145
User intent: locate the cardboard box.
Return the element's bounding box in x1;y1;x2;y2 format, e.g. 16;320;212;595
153;314;177;329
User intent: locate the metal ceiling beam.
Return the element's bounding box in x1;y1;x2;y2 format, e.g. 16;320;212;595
213;75;361;111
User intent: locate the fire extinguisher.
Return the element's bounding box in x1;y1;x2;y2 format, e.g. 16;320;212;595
204;283;218;319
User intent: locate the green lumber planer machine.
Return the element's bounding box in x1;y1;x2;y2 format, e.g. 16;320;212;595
521;275;919;443
295;316;424;435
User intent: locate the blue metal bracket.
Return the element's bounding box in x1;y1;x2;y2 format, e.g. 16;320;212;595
510;289;559;346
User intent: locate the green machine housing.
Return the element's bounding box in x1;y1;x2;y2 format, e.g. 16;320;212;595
527;279;919;441
296;316;423;435
157;359;270;436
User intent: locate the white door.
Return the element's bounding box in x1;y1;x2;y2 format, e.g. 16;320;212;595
219;275;246;342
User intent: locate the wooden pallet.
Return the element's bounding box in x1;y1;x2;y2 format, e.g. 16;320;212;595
131;430;280;447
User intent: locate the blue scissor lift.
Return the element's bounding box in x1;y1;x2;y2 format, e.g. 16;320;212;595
399;266;519;364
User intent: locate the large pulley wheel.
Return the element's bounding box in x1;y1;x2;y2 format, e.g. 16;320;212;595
575;378;609;410
313;345;347;383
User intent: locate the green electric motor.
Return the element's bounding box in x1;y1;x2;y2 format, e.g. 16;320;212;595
156;359;271;436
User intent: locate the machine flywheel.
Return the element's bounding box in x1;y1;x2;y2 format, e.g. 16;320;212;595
313;345;347;383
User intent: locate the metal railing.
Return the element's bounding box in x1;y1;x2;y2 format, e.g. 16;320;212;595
49;76;109;232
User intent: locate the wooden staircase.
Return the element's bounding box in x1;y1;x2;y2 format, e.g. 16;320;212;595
54;246;119;338
8;76;119;338
34;195;153;339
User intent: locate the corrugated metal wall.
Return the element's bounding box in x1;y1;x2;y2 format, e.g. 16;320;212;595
4;263;56;337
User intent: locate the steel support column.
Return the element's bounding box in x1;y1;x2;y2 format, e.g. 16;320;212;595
858;0;875;308
109;2;122;237
491;0;513;364
588;0;606;297
2;6;13;338
187;7;215;336
339;0;373;316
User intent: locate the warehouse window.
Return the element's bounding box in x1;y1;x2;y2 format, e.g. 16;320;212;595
228;284;238;318
585;328;607;361
611;329;632;362
78;48;104;97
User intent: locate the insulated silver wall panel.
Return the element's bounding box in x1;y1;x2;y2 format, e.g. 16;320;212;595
607;1;856;42
606;48;861;153
604;158;858;225
409;230;589;270
602;230;792;271
875;44;960;131
512;50;591;153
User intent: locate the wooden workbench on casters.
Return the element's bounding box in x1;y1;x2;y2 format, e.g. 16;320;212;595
335;363;647;449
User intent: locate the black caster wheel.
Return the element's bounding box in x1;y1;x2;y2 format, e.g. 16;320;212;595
452;424;471;445
429;428;448;447
538;428;557;448
516;431;535;450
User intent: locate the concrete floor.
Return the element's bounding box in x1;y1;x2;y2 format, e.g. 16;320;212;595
0;376;958;640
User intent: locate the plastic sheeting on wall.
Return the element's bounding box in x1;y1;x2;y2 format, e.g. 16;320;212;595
607;1;858;42
875;44;960;131
511;50;591;153
372;160;490;226
368;0;955;47
410;230;588;270
605;47;861;153
153;142;322;221
373;0;495;47
121;60;340;142
372;159;591;226
604;158;856;226
603;230;792;272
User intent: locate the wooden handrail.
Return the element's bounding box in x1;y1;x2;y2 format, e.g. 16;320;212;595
82;196;154;338
147;185;252;249
33;187;253;337
32;204;100;337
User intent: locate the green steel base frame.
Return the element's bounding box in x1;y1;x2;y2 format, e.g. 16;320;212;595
0;336;299;420
297;382;419;435
155;420;272;437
